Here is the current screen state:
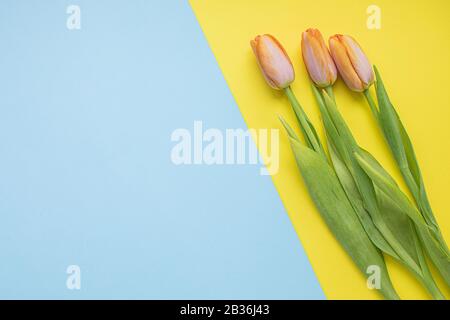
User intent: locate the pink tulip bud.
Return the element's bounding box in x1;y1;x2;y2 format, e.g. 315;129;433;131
250;34;295;90
301;28;337;88
329;34;374;92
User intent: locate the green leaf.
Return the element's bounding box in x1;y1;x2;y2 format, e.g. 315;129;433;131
355;151;450;286
284;87;327;160
328;139;399;260
279;121;399;300
354;151;426;227
278;115;300;142
357;150;445;298
374;66;450;262
319;93;420;268
373;67;408;170
313;89;445;296
374;66;436;227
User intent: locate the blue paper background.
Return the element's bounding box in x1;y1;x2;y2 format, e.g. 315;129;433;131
0;0;324;299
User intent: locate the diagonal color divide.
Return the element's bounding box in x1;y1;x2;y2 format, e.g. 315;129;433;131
189;0;450;299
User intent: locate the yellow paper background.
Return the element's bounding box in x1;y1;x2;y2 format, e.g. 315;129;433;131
189;0;450;299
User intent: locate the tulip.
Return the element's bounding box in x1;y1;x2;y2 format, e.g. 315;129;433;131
250;34;295;90
250;34;325;158
329;34;374;92
301;28;337;88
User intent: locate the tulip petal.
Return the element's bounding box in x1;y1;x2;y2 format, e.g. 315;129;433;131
302;29;337;87
329;36;364;92
341;35;374;87
252;34;295;89
314;29;337;84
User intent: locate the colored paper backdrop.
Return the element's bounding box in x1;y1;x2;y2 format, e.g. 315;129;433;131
190;0;450;299
0;0;324;299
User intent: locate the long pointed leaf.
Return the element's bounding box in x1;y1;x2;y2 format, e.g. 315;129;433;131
280;122;399;300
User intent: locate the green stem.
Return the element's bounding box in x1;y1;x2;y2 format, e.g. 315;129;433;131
364;89;380;123
365;82;450;283
412;228;445;300
325;86;336;103
419;267;446;300
283;86;326;160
